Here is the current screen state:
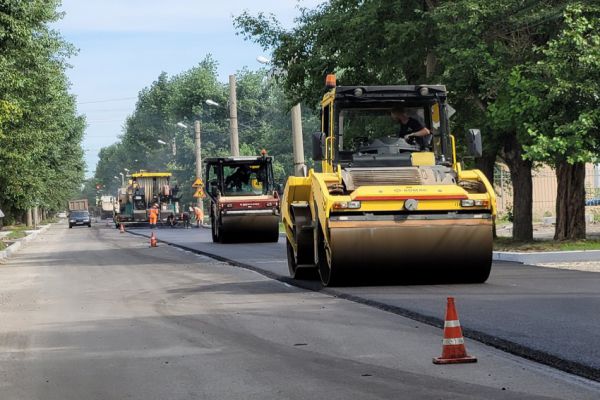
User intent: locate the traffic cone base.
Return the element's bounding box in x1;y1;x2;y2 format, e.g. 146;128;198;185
150;232;158;247
433;297;477;365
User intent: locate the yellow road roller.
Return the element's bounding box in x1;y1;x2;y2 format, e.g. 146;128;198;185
282;77;496;286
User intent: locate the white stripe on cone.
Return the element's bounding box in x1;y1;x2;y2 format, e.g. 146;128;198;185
444;320;461;328
442;338;465;346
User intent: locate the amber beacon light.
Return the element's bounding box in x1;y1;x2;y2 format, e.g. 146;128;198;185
325;74;337;88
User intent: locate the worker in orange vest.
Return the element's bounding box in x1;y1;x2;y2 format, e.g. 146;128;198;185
194;205;204;228
149;204;159;229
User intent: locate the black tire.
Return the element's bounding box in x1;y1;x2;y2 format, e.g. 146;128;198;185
69;224;73;229
286;239;318;280
87;223;91;228
316;226;332;286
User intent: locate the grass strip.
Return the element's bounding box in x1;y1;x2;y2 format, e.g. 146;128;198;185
494;237;600;252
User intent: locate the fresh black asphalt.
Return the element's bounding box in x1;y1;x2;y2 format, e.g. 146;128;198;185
128;225;600;382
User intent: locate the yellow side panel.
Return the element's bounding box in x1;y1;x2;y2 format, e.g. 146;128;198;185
411;152;435;166
282;175;312;236
349;184;468;200
459;168;498;216
284;176;311;202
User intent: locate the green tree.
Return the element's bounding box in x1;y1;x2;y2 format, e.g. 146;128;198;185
235;0;585;242
504;3;600;240
91;57;317;206
0;0;85;221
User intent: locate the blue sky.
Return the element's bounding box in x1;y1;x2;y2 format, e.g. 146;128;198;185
55;0;322;177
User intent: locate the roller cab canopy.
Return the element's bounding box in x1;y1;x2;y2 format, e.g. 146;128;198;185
204;156;276;199
320;84;453;170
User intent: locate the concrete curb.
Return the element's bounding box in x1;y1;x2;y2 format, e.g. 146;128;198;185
0;224;51;261
493;250;600;264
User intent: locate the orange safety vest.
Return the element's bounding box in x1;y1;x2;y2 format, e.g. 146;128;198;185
149;208;159;223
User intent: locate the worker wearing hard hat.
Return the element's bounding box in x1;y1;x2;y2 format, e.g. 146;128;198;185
149;204;159;228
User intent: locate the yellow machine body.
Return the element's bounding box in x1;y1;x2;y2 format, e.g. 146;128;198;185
282;84;496;286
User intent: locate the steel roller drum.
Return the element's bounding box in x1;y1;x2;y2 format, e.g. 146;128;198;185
220;214;279;243
326;216;493;283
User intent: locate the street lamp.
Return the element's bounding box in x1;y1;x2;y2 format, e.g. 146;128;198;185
205;99;220;107
118;172;124;186
256;55;271;65
157;139;167;145
177;120;202;206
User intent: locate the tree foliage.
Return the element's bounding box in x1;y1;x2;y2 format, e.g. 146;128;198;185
235;0;598;240
91;57;318;207
0;0;85;221
502;3;600;239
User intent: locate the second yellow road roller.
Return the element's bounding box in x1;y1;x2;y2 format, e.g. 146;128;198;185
282;76;496;286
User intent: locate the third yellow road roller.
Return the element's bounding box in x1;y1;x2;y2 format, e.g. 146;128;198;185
282;76;497;286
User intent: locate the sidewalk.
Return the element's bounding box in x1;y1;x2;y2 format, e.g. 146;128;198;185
494;222;600;270
0;224;51;261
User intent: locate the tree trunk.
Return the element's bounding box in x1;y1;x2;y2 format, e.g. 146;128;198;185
502;135;533;241
554;161;586;240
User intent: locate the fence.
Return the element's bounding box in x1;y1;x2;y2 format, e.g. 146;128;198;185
493;163;600;221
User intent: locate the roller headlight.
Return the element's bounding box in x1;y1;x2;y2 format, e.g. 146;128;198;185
461;199;489;207
333;201;361;209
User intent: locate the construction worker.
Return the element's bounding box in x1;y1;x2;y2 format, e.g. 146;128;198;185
194;205;204;228
149;203;159;229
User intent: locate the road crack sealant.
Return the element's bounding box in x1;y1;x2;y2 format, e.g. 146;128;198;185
127;230;600;383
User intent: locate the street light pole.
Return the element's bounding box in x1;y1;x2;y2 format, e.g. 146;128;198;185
194;120;202;207
228;75;240;156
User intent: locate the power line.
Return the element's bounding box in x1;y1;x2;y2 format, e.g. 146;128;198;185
78;97;137;105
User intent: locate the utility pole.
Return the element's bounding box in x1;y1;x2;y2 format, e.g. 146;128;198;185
194;120;202;207
228;75;240;156
291;103;306;176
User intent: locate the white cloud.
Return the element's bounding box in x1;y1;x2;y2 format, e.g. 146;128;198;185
57;0;322;33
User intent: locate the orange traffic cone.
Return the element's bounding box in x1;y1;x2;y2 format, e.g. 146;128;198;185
119;223;125;233
150;232;158;247
433;297;477;364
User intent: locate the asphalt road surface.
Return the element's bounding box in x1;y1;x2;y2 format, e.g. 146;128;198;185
129;225;600;382
0;223;599;399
